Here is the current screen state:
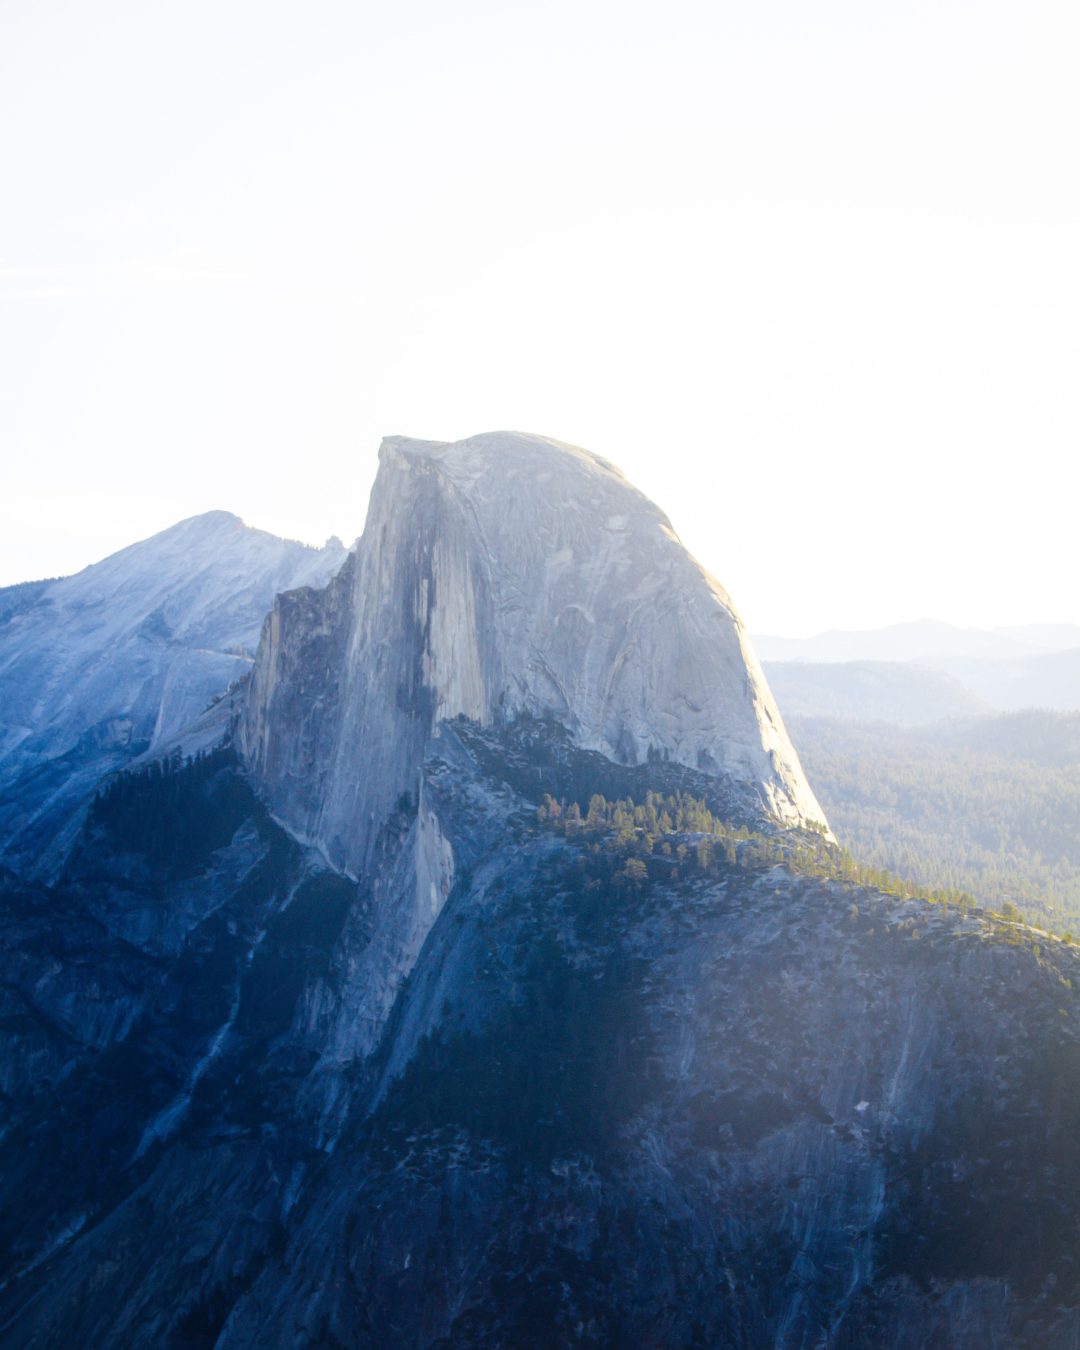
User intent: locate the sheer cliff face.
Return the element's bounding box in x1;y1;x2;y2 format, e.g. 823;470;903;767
8;440;1080;1346
240;432;826;876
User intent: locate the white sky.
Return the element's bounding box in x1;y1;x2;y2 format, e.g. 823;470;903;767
1;0;1077;635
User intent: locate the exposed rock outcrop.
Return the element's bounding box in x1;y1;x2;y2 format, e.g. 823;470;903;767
0;513;346;875
6;431;1078;1347
2;728;1080;1348
240;431;826;881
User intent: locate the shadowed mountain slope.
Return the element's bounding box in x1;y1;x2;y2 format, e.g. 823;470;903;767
0;514;345;876
2;435;1079;1347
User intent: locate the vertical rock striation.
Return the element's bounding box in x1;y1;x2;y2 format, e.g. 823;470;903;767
6;433;1080;1347
240;431;826;880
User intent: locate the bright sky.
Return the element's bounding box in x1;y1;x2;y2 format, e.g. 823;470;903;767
1;0;1077;635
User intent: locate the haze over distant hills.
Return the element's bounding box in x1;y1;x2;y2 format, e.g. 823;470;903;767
995;624;1080;652
755;619;1080;722
763;660;989;726
756;619;1080;932
754;618;1080;665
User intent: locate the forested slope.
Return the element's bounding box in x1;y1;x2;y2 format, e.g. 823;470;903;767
792;711;1080;931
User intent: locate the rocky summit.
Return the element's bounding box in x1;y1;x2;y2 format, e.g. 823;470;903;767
0;512;346;879
240;432;825;875
1;434;1080;1348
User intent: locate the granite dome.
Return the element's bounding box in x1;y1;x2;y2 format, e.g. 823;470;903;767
240;430;827;878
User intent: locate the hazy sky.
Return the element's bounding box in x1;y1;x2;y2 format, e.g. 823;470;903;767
2;0;1077;635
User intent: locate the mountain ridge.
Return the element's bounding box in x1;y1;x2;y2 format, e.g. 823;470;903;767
4;717;1080;1346
4;434;1080;1345
753;618;1051;665
0;512;347;876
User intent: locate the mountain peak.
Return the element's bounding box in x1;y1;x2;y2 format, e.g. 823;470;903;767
379;429;630;483
176;508;244;527
164;509;342;554
372;431;676;574
0;512;347;875
241;431;827;877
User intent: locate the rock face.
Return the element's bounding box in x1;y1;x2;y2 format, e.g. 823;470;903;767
3;727;1080;1348
6;431;1080;1347
240;431;826;880
235;431;827;1075
0;512;346;875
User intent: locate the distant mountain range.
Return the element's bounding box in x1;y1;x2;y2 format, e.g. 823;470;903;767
755;619;1080;722
763;660;989;726
754;618;1080;664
